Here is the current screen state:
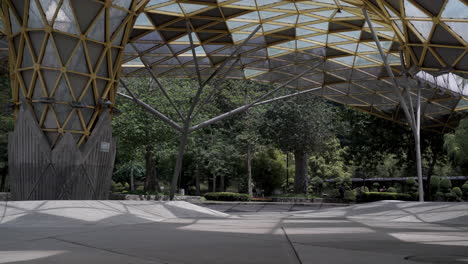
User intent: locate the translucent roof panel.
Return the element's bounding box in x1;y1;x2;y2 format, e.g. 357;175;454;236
119;0;468;132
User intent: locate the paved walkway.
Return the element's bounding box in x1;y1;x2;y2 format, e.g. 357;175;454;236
1;201;468;264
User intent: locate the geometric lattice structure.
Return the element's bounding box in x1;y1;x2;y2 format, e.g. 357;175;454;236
2;0;145;200
122;0;467;132
3;0;144;146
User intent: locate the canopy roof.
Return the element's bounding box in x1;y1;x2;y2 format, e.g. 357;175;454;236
122;0;468;132
1;0;467;132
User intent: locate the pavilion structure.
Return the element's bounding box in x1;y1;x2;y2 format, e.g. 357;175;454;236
1;0;467;201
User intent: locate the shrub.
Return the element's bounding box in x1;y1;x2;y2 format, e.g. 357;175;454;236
112;182;126;193
440;178;452;192
434;192;445;201
452;187;462;198
462;182;468;197
344;190;356;202
430;176;440;195
445;191;457;202
360;186;369;193
371;182;380;192
359;192;414;202
204;192;250;201
387;187;397;193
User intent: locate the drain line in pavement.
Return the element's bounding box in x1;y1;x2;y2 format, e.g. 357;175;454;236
281;227;303;264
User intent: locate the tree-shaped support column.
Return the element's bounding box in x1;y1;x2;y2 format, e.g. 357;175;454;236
3;0;144;200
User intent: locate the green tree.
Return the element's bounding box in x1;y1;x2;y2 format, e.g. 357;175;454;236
0;61;13;191
260;94;336;193
445;119;468;173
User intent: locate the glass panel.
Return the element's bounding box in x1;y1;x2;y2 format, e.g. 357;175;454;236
273;15;298;24
9;9;21;34
444;22;468;42
441;0;468;19
268;47;288;56
226;20;250;30
260;11;282;20
39;0;59;24
42;37;61;68
235;12;260;21
28;0;45;28
87;11;105;42
113;0;132;10
54;76;73;102
257;0;282;6
327;35;348;43
180;3;208;13
333;10;356;18
262;24;286;32
338;30;361;39
404;0;429;18
335;43;357;52
68;43;89;73
244;69;265;77
354;56;375;66
394;20;404;34
135;13;152;27
306;34;327;43
272;3;296;10
156;3;183;14
310;22;328;31
22;45;34;68
357;44;377;52
146;0;172;9
410;20;433;40
53;0;79;35
298;14;318;24
110;7;128;36
313;10;336;19
297;28;317;36
230;0;255;7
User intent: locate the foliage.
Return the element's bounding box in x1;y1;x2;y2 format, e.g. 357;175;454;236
452;187;462;198
112;181;129;193
462;181;468;197
343;190;356;202
204;192;250;201
259;94;336;193
251;148;286;196
0;61;13;191
387;187;397;193
309;138;351;179
444;119;468;173
359;192;414;202
430;176;441;193
439;178;452;193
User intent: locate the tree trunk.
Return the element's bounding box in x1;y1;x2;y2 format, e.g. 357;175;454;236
247;146;253;197
195;164;201;195
425;148;438;201
294;150;309;194
145;146;160;192
0;168;6;192
220;175;225;192
129;160;135;191
212;175;216;192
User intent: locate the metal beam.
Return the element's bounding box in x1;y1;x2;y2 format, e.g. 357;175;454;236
118;80;183;132
190;64;321;132
363;8;424;202
129;43;185;121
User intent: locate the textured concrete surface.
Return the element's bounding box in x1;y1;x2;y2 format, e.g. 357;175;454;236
1;201;468;264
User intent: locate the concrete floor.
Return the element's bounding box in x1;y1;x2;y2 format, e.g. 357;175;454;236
1;201;468;264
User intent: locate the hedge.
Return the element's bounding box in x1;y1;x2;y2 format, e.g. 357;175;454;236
204;192;250;201
359;192;414;202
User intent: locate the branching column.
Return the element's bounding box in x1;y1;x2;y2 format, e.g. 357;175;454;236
3;0;143;200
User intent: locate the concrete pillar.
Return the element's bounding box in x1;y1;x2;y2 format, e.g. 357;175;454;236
3;0;142;200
